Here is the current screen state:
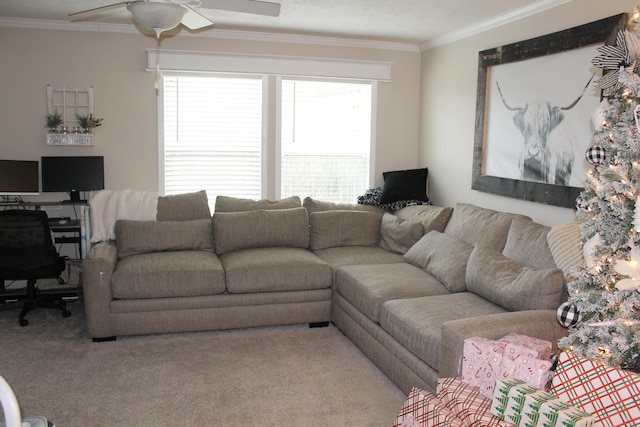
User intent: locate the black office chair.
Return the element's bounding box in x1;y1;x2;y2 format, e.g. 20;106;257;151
0;210;70;326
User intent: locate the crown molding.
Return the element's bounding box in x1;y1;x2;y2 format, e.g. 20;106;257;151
0;16;420;53
0;0;573;53
419;0;572;51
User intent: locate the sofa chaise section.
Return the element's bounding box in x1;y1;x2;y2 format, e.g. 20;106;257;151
331;203;569;394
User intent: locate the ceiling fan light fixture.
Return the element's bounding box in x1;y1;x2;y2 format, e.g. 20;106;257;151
127;2;187;38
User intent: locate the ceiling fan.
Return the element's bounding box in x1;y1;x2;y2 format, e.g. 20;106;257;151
69;0;281;39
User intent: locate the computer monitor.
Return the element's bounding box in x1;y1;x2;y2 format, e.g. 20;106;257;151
0;159;40;196
41;156;105;203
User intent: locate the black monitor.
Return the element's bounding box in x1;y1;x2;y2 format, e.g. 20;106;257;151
41;156;104;203
0;159;40;196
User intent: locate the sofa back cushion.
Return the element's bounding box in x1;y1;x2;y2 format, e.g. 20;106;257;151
215;195;301;212
303;197;386;215
309;210;383;250
465;245;564;311
156;190;211;221
444;203;529;251
379;213;424;254
503;217;556;270
403;231;473;293
115;219;214;258
213;207;309;255
393;205;453;235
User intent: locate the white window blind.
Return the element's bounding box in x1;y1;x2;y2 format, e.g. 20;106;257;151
163;75;263;208
280;79;372;203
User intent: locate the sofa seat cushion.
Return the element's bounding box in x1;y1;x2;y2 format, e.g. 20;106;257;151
312;246;404;269
335;263;450;322
112;251;225;299
379;293;507;370
220;247;332;294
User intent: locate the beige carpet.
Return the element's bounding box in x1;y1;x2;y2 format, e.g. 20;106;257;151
0;300;406;426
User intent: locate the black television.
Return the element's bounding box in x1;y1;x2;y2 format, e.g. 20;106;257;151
41;156;104;203
0;159;40;197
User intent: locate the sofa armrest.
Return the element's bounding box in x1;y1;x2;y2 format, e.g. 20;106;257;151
82;240;118;339
439;310;567;378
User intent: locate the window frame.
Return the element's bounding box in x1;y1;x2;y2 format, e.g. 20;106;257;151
157;71;379;202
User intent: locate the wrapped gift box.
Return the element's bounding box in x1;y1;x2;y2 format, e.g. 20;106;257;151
500;356;554;390
538;398;594;427
498;333;553;362
437;377;507;427
490;377;531;420
394;387;464;427
550;351;640;427
462;334;554;397
461;337;509;397
490;377;593;427
503;382;540;426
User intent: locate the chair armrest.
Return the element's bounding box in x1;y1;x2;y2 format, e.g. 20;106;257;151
438;310;567;378
82;240;118;339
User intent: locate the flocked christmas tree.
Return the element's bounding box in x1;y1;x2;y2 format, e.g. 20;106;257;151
557;8;640;371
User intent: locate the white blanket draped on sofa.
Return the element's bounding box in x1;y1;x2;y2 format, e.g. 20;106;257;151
88;189;158;243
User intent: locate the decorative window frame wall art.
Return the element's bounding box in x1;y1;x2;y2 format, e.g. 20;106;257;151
471;14;626;208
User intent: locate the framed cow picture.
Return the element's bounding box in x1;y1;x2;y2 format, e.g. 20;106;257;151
471;14;627;208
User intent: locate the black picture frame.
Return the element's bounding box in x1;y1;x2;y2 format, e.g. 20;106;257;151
471;14;627;208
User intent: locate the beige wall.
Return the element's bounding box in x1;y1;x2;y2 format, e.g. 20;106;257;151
420;0;638;226
0;26;421;202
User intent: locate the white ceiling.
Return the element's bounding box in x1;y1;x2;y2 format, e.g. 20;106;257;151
0;0;570;48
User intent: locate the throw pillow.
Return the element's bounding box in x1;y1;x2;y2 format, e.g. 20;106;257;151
215;195;301;212
393;205;453;235
156;190;211;221
403;230;472;293
502;217;556;270
213;207;309;255
380;168;429;205
465;245;564;311
379;213;424;254
309;210;383;250
115;219;214;258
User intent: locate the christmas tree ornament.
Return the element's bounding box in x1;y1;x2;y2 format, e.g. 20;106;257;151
583;233;602;269
585;144;606;165
613;245;640;291
592;30;640;95
557;302;582;328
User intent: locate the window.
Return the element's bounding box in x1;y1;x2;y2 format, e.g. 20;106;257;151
161;73;374;207
162;74;263;206
280;79;372;203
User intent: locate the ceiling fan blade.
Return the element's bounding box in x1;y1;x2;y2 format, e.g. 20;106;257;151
199;0;281;17
68;1;134;22
181;6;215;30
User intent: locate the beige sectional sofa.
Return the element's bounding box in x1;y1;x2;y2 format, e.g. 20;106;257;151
82;191;570;394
